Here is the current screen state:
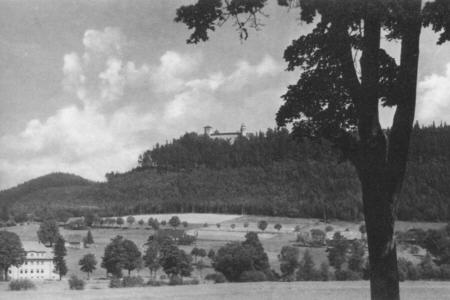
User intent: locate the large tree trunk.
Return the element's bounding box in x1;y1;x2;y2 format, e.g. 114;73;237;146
360;166;399;300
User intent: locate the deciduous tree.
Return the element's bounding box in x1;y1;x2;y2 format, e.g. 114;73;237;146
79;253;97;279
37;219;60;247
0;231;25;281
175;1;450;298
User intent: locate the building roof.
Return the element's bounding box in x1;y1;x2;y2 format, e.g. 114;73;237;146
66;234;83;243
66;216;85;224
21;241;53;260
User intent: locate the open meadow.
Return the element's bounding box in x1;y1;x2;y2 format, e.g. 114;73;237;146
1;281;450;300
4;213;446;280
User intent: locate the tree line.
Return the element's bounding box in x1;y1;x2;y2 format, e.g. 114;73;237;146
2;124;450;222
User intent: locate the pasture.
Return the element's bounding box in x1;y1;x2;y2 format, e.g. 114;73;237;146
1;281;450;300
3;213;446;283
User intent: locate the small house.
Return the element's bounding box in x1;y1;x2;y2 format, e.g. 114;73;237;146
65;234;84;249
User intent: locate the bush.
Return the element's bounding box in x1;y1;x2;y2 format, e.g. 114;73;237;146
440;264;450;280
183;278;200;285
325;225;334;232
6;220;17;227
147;279;162;286
205;272;227;283
68;275;85;290
9;279;36;291
335;269;363;281
169;275;183;285
178;233;196;245
160;274;167;280
109;277;122;288
239;270;267;282
122;276;144;287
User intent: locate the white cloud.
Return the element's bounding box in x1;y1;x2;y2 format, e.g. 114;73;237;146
62;27;150;107
150;51;200;93
416;63;450;125
221;55;280;91
0;26;284;189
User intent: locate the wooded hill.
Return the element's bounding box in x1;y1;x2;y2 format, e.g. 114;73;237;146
1;123;450;222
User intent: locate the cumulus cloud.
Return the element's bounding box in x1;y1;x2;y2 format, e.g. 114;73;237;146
0;27;284;189
150;51;200;93
416;63;450;125
62;27;150;107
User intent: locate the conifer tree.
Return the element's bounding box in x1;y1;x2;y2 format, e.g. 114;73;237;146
53;236;68;280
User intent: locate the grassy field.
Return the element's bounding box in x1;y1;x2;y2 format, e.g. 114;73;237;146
3;213;447;280
1;281;450;300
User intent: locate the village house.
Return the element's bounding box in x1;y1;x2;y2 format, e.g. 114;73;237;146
65;234;84;249
8;241;58;280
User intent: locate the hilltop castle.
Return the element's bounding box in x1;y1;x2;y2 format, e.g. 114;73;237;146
203;124;247;142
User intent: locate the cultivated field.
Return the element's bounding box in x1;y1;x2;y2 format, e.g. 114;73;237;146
1;281;450;300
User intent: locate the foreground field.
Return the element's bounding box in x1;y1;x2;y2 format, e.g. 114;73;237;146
1;281;450;300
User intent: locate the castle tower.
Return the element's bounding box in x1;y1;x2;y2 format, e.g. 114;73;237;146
203;125;212;136
240;123;246;136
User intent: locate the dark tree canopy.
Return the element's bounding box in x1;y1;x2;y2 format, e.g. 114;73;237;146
37;219;60;247
0;231;25;281
159;238;192;278
101;235;141;277
79;253;97;279
53;236;68;280
213;231;270;281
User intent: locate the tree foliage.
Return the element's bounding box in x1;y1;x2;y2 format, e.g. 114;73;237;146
0;231;25;281
213;232;270;282
101;235;142;278
79;253;97;279
159;238;192;278
143;240;160;278
278;245;299;280
37;219;60;247
53;236;67;280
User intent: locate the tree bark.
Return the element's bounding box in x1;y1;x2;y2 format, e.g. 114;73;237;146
360;166;399;300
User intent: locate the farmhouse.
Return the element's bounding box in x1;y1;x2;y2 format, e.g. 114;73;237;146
8;241;58;280
64;216;85;229
65;234;84;249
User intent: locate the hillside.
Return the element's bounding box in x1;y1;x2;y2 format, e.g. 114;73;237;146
0;173;96;217
1;125;450;222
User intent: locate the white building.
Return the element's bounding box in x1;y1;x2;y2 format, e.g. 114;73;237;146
8;241;58;280
203;124;247;143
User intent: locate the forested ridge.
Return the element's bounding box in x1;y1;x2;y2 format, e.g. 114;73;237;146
1;123;450;222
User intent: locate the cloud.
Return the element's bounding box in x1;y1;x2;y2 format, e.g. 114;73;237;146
221;55;279;91
416;63;450;125
0;27;284;189
150;51;200;93
62;27;150;107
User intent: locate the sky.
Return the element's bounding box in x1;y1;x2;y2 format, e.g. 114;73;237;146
0;0;449;189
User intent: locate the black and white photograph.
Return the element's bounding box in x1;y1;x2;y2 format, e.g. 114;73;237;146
0;1;450;299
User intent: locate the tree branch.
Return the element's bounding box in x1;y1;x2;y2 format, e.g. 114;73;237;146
388;0;422;190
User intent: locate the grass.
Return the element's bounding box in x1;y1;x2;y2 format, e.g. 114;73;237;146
0;281;449;300
4;214;447;281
